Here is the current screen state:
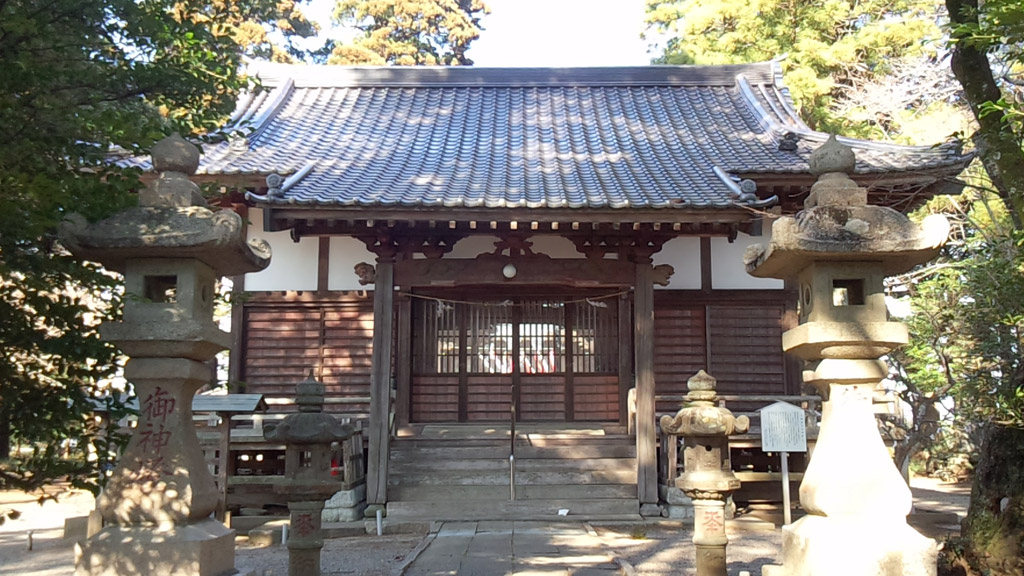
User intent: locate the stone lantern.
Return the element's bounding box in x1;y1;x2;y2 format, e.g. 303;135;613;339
745;136;949;576
660;370;750;576
61;134;271;576
263;373;355;576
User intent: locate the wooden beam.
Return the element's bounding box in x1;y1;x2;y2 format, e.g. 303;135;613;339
395;256;635;287
700;237;713;293
262;206;755;226
317;237;330;293
633;260;657;507
366;257;395;509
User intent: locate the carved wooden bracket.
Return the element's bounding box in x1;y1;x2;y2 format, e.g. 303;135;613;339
356;232;464;260
652;264;674;287
490;234;540;258
395;253;636;287
570;233;672;262
354;262;376;285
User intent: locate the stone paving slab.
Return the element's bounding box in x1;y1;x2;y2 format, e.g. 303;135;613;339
399;521;622;576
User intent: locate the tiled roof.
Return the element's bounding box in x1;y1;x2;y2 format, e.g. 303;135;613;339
185;61;968;213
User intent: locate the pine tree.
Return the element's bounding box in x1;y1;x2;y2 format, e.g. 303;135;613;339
329;0;489;65
645;0;945;132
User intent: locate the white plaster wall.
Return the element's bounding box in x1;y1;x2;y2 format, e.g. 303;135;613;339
711;232;784;290
328;237;375;291
244;208;318;291
653;237;702;290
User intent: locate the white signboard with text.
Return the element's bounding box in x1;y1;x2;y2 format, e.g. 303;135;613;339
760;401;808;453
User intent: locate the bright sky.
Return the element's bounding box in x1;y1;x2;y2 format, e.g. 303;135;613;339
468;0;650;67
305;0;652;67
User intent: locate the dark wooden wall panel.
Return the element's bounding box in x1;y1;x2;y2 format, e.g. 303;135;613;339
519;375;567;421
653;306;707;414
573;375;619;421
411;376;459;422
241;295;374;420
465;375;513;422
653;291;797;414
708;305;788;396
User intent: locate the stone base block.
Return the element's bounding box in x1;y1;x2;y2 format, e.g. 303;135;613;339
640;503;663;517
247;519;289;547
322;484;367;522
761;515;937;576
323;502;367;522
75;519;237;576
64;511;102;540
660;485;694;519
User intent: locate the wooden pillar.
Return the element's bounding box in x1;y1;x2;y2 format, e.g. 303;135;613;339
366;255;395;510
618;293;633;425
634;257;658;508
395;294;412;429
215;411;230;523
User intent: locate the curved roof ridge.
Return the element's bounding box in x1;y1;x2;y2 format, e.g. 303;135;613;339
245;60;779;89
735;72;962;158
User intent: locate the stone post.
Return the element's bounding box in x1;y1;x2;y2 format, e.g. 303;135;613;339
745;136;950;576
660;370;750;576
61;134;271;576
263;373;354;576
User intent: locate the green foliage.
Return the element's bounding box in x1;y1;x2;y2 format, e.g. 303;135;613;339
0;0;279;494
946;0;1024;226
645;0;945;132
898;192;1024;429
329;0;489;65
184;0;326;63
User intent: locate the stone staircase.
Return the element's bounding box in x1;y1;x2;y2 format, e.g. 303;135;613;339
385;424;639;521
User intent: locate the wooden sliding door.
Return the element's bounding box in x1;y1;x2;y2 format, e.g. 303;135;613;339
410;293;620;423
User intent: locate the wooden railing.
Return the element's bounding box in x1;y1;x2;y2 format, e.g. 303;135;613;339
195;405;368;511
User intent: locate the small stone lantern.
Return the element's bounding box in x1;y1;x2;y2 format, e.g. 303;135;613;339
263;373;355;576
746;136;949;576
660;370;750;576
62;134;270;576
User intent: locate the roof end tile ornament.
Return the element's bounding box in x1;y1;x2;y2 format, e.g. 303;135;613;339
712;165;778;208
245;164;315;203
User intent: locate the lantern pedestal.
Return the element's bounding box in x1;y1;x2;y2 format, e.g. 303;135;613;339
747;136;945;576
63;134;271;576
660;370;749;576
74;520;235;576
765;516;936;576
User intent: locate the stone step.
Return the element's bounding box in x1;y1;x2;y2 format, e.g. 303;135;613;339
390;457;636;474
386;498;639;521
388;444;636;461
388;483;637;502
388;468;637;486
515;435;633;447
391;434;633;450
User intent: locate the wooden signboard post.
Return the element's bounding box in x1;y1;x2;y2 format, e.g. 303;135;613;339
760;401;808;525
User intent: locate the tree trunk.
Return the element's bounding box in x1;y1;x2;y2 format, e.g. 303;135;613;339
961;423;1024;576
946;0;1024;230
0;409;9;460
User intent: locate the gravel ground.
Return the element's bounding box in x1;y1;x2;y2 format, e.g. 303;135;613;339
593;523;782;575
235;534;423;576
